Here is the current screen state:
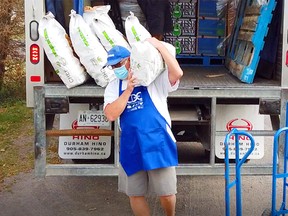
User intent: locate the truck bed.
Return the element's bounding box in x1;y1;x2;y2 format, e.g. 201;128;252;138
170;66;282;99
180;66;280;89
43;65;281;100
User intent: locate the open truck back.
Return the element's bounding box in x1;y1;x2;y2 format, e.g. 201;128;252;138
25;0;288;176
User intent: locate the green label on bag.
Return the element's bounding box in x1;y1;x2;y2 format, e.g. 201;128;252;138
44;28;58;57
102;31;115;47
131;26;140;41
77;27;89;47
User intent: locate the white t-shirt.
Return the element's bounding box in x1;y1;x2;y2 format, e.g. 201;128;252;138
104;69;179;126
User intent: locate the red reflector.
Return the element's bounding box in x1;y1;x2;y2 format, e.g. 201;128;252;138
30;76;41;82
30;44;40;64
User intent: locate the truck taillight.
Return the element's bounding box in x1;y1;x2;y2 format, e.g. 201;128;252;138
30;76;41;82
30;44;40;64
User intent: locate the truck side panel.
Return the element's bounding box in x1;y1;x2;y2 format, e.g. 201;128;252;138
25;0;45;107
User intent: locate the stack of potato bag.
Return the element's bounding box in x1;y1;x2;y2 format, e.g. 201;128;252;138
38;12;88;88
83;5;130;51
69;10;115;87
39;5;176;88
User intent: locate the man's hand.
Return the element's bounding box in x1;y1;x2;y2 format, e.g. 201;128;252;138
126;69;139;93
145;37;162;50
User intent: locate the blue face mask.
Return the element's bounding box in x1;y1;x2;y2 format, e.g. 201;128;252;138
114;64;128;80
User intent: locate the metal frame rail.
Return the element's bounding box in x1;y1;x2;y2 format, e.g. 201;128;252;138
33;84;286;177
224;129;255;216
28;0;288;177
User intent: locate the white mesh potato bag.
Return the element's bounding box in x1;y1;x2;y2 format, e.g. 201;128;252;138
83;5;130;51
38;12;88;88
130;41;176;86
69;10;115;87
125;12;151;45
83;5;115;29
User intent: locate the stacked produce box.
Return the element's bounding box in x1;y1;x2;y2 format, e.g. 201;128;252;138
165;0;226;58
165;0;197;55
198;0;225;56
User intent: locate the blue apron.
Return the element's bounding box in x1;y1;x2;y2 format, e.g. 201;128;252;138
119;80;178;176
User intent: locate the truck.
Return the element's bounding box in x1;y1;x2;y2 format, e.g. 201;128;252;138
25;0;288;177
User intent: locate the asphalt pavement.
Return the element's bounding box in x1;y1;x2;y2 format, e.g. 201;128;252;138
0;117;280;216
0;170;281;216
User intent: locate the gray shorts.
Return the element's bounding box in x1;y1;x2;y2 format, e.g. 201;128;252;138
118;165;177;196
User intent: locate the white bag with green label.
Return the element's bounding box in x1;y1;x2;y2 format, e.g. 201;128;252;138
69;10;115;87
130;41;176;86
83;5;130;51
83;5;115;29
125;12;151;45
38;12;88;89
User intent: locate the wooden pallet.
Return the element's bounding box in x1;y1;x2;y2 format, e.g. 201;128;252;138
225;0;276;83
177;55;225;66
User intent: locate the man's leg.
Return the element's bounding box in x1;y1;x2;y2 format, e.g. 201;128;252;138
148;167;177;216
129;196;150;216
119;166;149;215
137;0;170;39
159;194;176;216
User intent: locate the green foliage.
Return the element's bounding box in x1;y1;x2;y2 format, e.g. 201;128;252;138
0;0;25;90
0;100;31;126
0;0;24;57
0;60;26;104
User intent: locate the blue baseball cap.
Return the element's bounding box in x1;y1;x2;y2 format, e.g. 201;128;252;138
106;45;131;66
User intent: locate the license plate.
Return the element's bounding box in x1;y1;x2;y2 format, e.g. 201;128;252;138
77;110;110;127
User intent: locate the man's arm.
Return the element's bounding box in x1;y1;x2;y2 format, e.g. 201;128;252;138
104;88;132;121
146;37;183;85
104;71;137;121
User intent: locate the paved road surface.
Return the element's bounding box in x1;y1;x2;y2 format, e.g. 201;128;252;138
0;170;281;216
